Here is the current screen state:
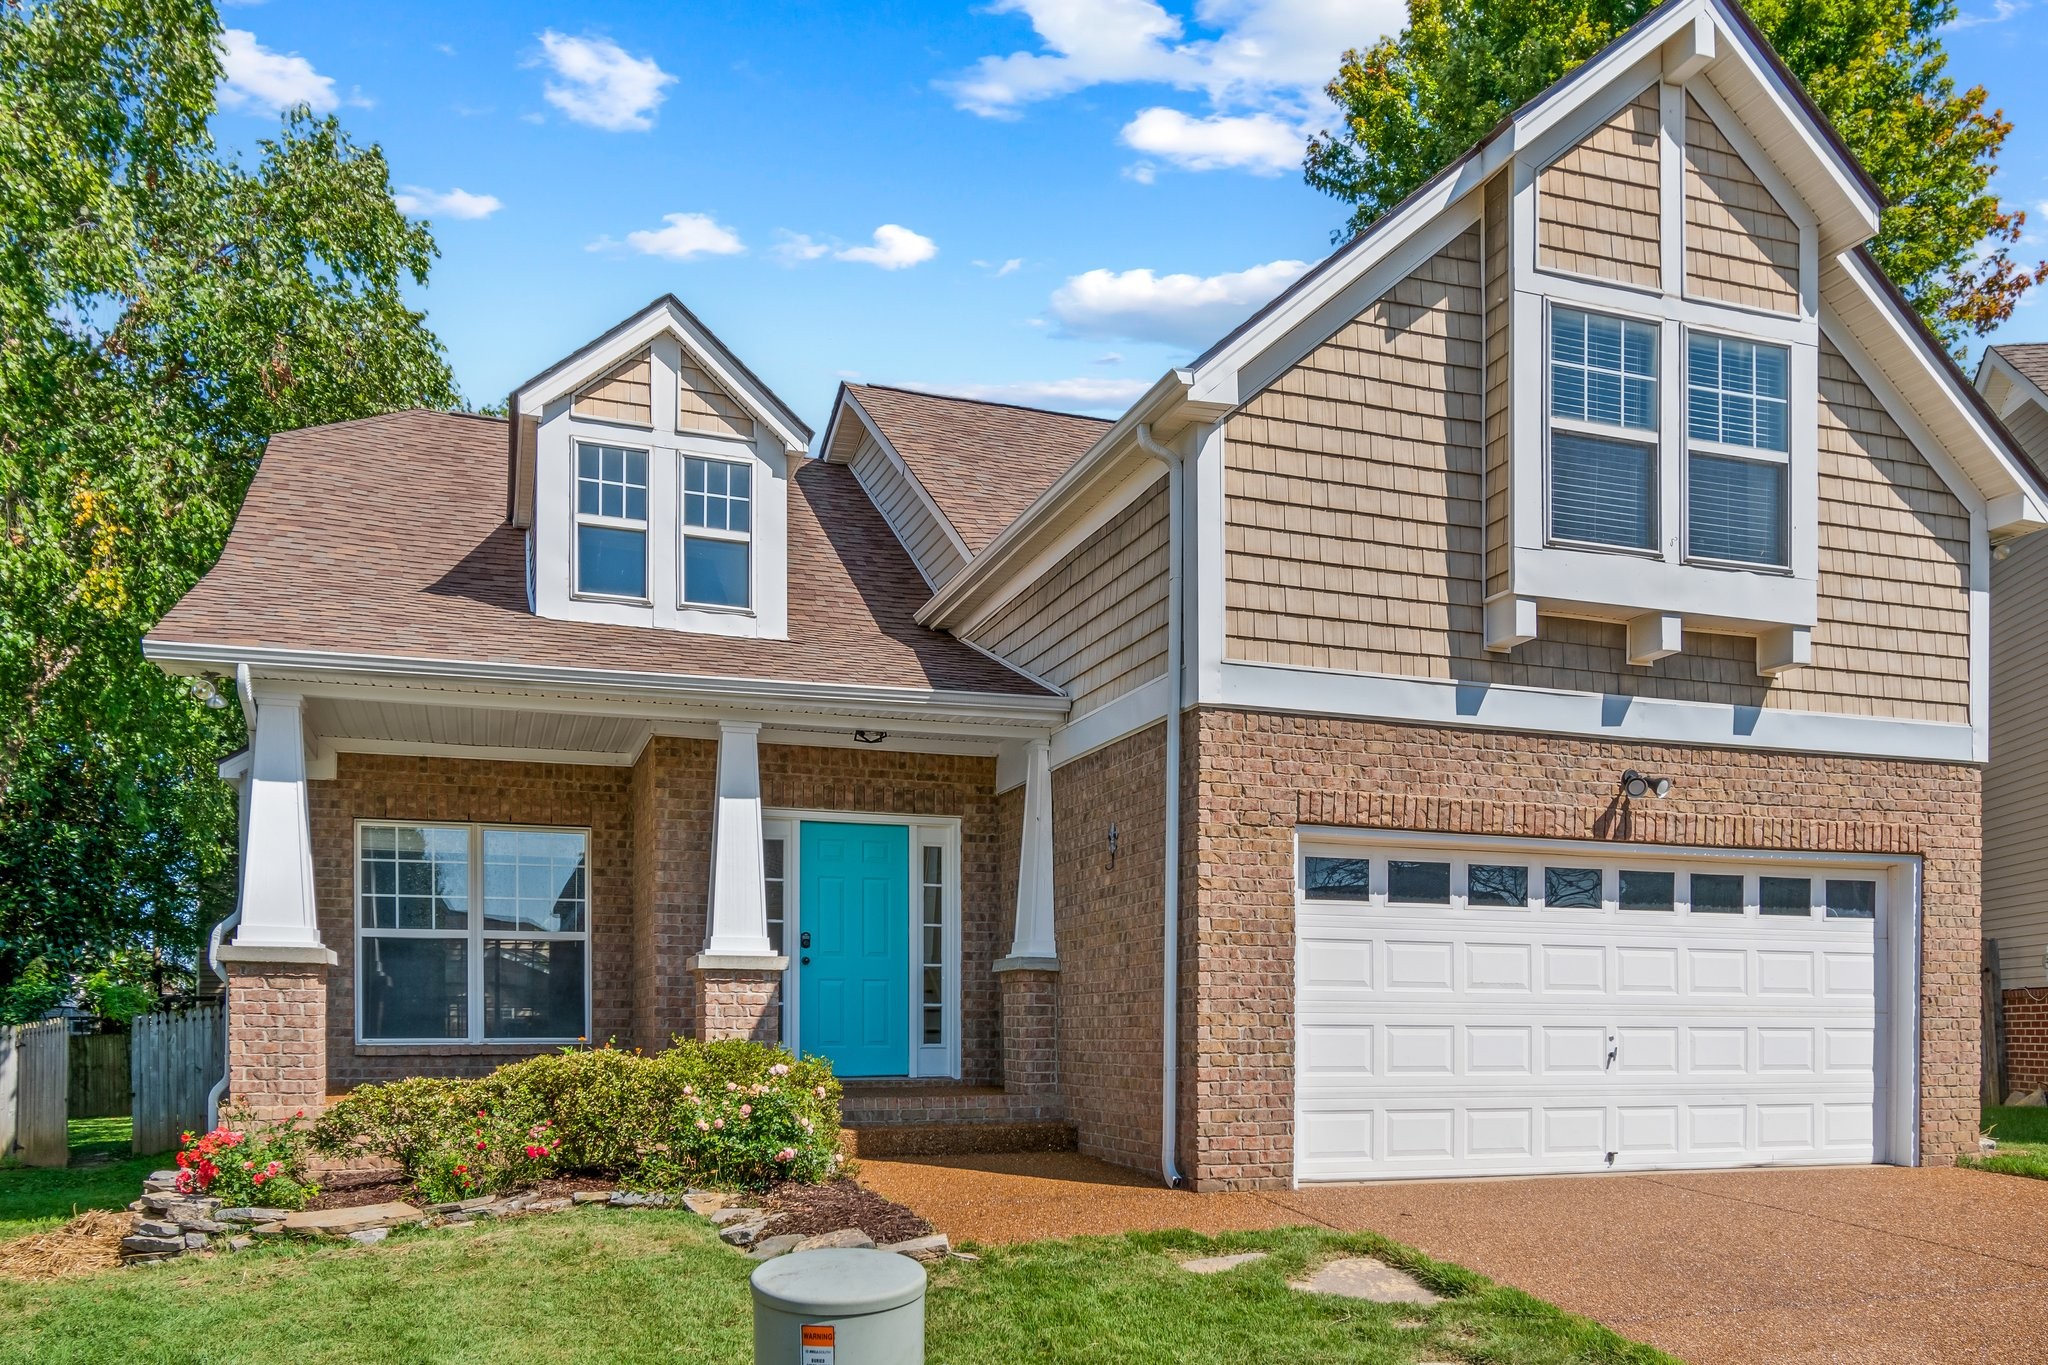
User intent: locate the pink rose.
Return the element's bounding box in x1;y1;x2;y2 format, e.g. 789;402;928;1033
713;1118;725;1130
776;1148;796;1163
739;1104;752;1118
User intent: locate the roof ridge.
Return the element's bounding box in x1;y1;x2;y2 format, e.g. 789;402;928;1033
852;381;1114;424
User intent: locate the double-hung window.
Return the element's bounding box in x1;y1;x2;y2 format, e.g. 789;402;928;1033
1686;333;1790;568
357;823;590;1044
1547;306;1660;552
575;442;649;599
682;455;751;609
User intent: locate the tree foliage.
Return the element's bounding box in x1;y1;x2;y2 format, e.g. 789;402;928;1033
1303;0;2044;346
0;0;458;999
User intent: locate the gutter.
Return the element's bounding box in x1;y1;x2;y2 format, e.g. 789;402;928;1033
1135;423;1185;1190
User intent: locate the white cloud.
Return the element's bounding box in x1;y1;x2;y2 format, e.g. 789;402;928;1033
217;29;338;114
1948;0;2027;26
1121;107;1304;174
993;257;1024;277
1093;352;1124;365
393;186;503;220
534;31;675;131
1123;162;1158;185
604;212;745;260
773;231;832;264
834;224;937;270
909;376;1153;413
1049;257;1310;347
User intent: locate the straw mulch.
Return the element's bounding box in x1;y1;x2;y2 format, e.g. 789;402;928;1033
0;1209;131;1281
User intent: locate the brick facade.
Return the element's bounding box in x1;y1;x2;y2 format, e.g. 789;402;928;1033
692;966;783;1043
1182;707;1983;1190
996;967;1059;1096
223;960;331;1120
2004;988;2048;1094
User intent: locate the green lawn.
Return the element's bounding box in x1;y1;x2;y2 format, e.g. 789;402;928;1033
0;1206;1676;1365
1965;1104;2048;1180
0;1119;166;1242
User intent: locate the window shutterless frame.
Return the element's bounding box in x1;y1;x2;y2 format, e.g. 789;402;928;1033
353;819;593;1047
571;439;652;604
1541;298;1663;557
678;451;754;613
1680;325;1794;573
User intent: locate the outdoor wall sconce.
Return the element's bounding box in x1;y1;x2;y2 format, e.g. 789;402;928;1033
1620;769;1672;799
1107;822;1119;868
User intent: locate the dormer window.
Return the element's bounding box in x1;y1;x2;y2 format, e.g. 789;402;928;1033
1547;306;1660;552
682;454;751;609
1686;333;1789;568
575;441;649;600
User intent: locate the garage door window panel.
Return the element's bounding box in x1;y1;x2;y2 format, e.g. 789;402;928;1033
1544;866;1605;910
1387;860;1451;906
1304;856;1373;902
1619;870;1676;912
1467;864;1530;908
1690;873;1745;915
1760;876;1815;917
1826;879;1877;920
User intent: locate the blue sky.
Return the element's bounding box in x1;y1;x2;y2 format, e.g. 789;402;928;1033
209;0;2048;427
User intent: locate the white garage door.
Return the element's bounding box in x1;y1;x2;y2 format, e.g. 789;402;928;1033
1295;836;1898;1183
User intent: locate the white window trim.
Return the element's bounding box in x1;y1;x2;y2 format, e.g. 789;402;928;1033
353;819;594;1048
764;811;962;1080
679;450;756;614
571;438;652;606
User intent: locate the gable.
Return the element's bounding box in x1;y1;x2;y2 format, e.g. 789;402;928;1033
1684;94;1800;314
572;350;653;425
676;352;755;441
1537;84;1662;290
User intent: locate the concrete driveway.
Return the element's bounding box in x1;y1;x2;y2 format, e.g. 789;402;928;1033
859;1153;2048;1364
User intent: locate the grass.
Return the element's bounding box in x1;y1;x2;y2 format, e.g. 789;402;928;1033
0;1121;166;1243
1963;1104;2048;1180
0;1206;1677;1365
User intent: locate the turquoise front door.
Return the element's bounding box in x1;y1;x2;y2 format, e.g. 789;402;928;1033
798;822;910;1077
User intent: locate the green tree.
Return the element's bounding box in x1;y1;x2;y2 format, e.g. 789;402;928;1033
0;0;458;995
1303;0;2044;346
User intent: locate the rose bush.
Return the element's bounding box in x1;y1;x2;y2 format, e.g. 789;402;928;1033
174;1109;318;1210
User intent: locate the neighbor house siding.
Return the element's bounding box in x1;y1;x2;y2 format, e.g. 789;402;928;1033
1220;239;1971;722
850;435;967;587
572;350;654;426
966;480;1169;715
1988;529;2048;990
2004;401;2048;465
1684;95;1801;314
1536;84;1662;290
1183;708;1982;1189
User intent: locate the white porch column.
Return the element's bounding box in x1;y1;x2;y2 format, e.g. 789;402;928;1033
999;737;1057;967
230;691;323;951
701;720;775;958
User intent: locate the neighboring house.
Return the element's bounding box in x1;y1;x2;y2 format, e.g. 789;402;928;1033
1975;344;2048;1091
149;0;2048;1190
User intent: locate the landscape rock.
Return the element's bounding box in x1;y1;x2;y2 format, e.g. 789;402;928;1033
748;1234;805;1261
179;1218;227;1235
281;1202;421;1237
139;1193;183;1214
2008;1090;2047;1107
217;1207;292;1224
683;1190;731;1217
1290;1258;1440;1305
227;1237;253;1252
250;1222;286;1236
121;1235;185;1256
133;1219;182;1239
348;1227;390;1246
794;1229;875;1253
710;1206;764;1227
525;1197;572;1214
183;1233;210;1251
570;1191;610;1204
881;1235;951;1262
143;1171;180;1193
608;1192;672;1209
719;1220;772;1248
1982;1136;2000;1152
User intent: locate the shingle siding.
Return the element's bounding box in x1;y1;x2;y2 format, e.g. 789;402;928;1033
1536;84;1662;289
1684;94;1801;314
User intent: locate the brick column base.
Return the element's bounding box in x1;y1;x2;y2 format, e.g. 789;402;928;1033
689;957;785;1043
218;946;335;1122
996;962;1058;1095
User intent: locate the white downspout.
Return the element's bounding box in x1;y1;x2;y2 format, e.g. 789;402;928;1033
1136;423;1185;1189
205;664;256;1127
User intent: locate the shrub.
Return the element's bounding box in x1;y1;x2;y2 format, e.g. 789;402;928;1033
175;1110;318;1210
312;1039;843;1195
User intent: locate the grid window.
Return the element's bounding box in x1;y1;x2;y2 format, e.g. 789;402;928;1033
1688;335;1789;452
682;456;752;609
920;846;945;1047
1552;308;1658;430
574;442;649;599
358;823;589;1043
1686;334;1790;568
1549;308;1658;552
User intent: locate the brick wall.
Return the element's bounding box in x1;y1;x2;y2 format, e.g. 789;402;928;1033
631;737;715;1049
311;754;636;1090
2005;988;2048;1093
1051;722;1169;1172
1186;707;1982;1190
225;962;330;1120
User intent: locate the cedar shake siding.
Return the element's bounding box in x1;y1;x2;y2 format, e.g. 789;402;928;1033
676;353;757;441
1220;237;1971;723
1536;84;1662;290
1684;94;1801;314
964;481;1171;717
1184;708;1983;1189
571;350;653;426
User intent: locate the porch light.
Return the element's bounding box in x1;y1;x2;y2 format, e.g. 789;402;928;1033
1621;769;1672;800
852;730;889;744
187;674;229;710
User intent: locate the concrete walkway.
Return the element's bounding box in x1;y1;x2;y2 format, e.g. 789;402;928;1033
859;1153;2048;1364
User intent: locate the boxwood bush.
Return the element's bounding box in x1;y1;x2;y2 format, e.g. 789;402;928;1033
313;1039;842;1196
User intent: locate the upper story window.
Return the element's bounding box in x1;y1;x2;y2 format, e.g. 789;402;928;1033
682;454;751;609
1686;334;1789;568
1547;307;1659;552
575;441;649;600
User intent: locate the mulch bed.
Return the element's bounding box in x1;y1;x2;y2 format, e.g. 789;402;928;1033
761;1179;933;1244
307;1173;619;1211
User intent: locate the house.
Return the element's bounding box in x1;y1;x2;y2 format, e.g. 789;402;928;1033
1974;344;2048;1092
148;0;2048;1190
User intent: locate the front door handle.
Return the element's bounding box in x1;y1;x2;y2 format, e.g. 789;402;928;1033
800;956;810;965
800;932;812;949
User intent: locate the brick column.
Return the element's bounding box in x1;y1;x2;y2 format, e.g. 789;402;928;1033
690;963;783;1044
217;946;335;1121
996;965;1058;1095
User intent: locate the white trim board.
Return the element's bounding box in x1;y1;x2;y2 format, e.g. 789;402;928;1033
997;674;1172;792
1217;660;1977;763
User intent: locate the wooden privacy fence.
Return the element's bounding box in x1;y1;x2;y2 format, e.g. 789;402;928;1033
68;1031;131;1119
6;1020;70;1167
131;1004;223;1156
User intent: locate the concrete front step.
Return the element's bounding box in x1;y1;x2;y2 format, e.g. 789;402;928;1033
841;1119;1077;1159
